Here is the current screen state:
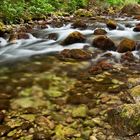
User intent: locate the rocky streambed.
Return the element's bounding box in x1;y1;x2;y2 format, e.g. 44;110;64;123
0;14;140;140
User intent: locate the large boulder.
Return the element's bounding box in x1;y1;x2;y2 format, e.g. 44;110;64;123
121;4;140;16
107;103;140;136
61;31;86;45
92;35;116;51
117;38;136;53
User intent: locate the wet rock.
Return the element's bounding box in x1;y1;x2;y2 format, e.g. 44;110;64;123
0;125;11;137
68;49;92;60
0;112;5;124
67;94;90;104
121;4;140;16
92;117;104;127
47;33;58;40
55;124;79;138
61;31;86;45
134;15;140;20
72;105;88;118
106;19;117;30
133;24;140;32
81;129;92;139
136;42;140;50
18;32;30;39
33;131;51;140
0;99;10;110
94;28;107;35
20;122;33;130
59;49;92;60
117;38;136;53
11;97;46;109
47;87;63;98
72;20;87;29
21;114;36;122
121;51;135;62
107;103;140;136
8;33;17;43
92;35;116;51
35;116;55;130
89;61;113;74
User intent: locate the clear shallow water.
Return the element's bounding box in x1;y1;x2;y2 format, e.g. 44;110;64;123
0;20;140;64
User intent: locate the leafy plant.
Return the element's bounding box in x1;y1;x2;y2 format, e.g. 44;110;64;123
27;0;54;16
0;0;25;23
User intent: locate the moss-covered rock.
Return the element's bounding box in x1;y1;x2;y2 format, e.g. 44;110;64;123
107;103;140;136
106;19;117;30
55;124;79;139
72;105;88;118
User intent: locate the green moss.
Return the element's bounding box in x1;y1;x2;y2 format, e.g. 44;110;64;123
72;105;88;118
55;124;79;139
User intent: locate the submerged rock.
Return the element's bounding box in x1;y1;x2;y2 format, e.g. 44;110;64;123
61;31;86;45
67;94;90;105
55;124;79;138
117;38;136;53
59;49;92;60
92;35;116;51
0;99;10;110
72;105;88;118
33;131;51;140
0;125;11;137
106;19;117;30
107;103;140;136
121;51;135;62
89;60;113;74
93;28;107;35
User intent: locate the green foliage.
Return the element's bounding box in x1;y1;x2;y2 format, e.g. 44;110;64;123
0;0;25;23
1;0;140;23
27;0;54;16
107;0;139;5
66;0;88;12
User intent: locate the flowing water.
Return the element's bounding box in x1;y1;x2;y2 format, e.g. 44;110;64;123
0;19;140;64
0;18;140;139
